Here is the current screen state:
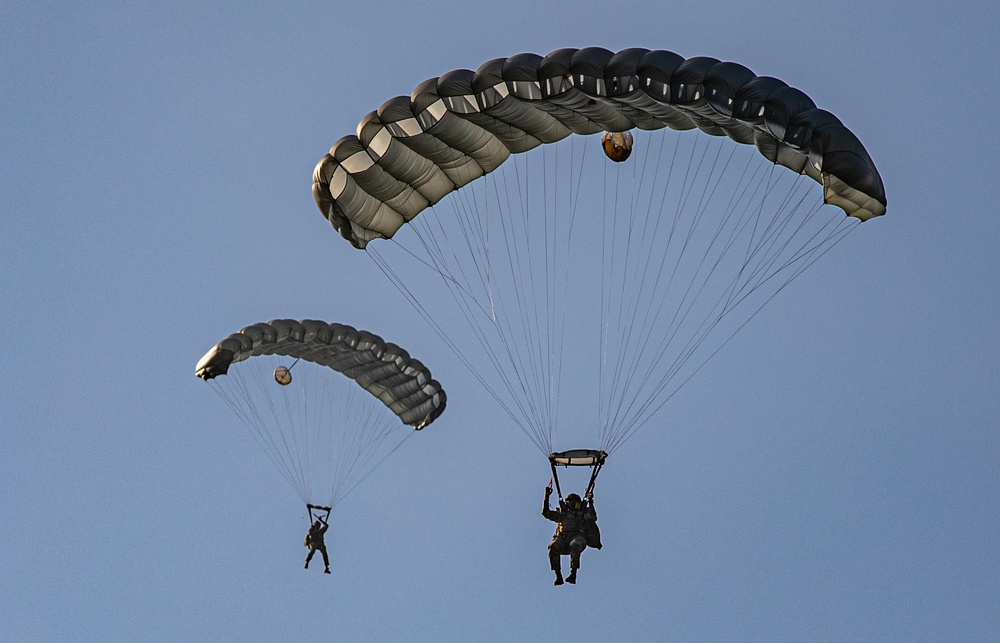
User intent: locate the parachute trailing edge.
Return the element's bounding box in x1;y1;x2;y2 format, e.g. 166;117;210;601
313;47;886;249
196;319;446;429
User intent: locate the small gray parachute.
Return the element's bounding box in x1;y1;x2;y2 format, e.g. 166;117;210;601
196;319;446;429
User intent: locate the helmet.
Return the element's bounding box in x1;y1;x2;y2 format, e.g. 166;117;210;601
565;493;582;508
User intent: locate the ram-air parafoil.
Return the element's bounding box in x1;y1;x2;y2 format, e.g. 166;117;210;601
310;47;885;497
196;319;446;514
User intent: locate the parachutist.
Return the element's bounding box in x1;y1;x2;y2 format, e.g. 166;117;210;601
304;514;331;574
543;486;601;586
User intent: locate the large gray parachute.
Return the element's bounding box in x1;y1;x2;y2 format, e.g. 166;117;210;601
196;319;446;429
312;46;886;248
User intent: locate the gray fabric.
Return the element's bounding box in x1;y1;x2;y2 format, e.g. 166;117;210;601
195;319;446;429
312;47;886;249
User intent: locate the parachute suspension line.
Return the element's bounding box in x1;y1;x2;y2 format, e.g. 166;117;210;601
430;133;548;451
209;356;419;508
630;138;768;448
612;130;670;439
366;130;562;456
488;132;555;453
601;139;767;453
596;136;634;450
551;136;589;453
720;163;806;305
503;134;587;454
608;223;857;456
711;165;823;319
495;134;588;454
595;140;680;449
208;379;302;492
603;131;670;448
293;361;412;508
323;384;366;506
544;140;566;455
545;139;559;452
646;156;785;393
370;220;544;453
459;132;590;455
250;358;311;499
592;132;825;454
508;135;551;450
209;360;312;503
598;140;859;455
534;140;556;453
644;140;753;358
325;414;415;509
598;141;624;452
368;242;542;454
284;360;313;501
539;135;591;455
609;132;709;445
598;130;694;451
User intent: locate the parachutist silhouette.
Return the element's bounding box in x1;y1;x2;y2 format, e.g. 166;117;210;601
543;487;600;585
304;514;331;574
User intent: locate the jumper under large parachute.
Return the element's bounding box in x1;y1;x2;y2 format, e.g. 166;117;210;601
308;46;886;477
196;319;446;507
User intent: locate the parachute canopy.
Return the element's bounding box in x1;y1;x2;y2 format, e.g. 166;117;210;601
196;319;446;429
313;46;886;249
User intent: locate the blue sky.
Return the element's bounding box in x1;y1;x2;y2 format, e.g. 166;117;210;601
3;1;999;641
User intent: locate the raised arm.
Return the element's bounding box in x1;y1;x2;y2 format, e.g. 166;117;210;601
542;486;559;522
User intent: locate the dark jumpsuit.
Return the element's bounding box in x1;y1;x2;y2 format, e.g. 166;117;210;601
543;496;598;572
305;521;329;569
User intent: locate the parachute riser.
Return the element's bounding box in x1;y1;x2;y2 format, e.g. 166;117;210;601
547;450;607;503
549;460;565;500
585;461;603;499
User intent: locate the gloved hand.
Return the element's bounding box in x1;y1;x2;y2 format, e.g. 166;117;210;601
545;486;552;497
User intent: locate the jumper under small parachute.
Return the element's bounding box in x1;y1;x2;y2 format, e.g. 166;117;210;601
309;47;886;492
196;319;446;508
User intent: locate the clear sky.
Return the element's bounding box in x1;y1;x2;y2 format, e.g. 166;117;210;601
4;1;999;641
